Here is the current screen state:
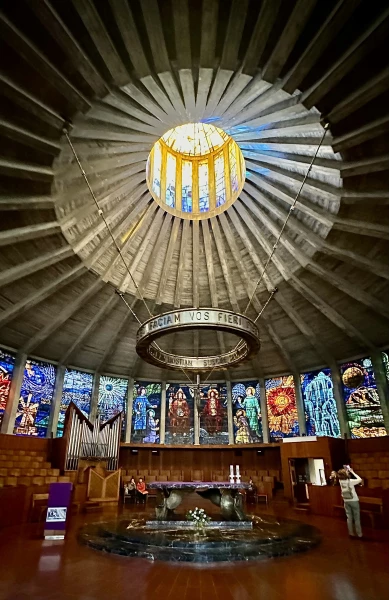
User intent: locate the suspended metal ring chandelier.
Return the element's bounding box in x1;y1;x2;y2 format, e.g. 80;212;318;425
136;308;260;372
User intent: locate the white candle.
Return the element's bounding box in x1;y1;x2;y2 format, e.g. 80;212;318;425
236;465;240;476
230;464;234;475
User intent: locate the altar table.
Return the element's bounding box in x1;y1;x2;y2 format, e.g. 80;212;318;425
148;481;249;521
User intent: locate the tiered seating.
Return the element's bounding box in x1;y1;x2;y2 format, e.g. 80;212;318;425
0;449;70;488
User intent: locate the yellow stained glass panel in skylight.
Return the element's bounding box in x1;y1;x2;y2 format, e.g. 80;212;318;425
162;123;228;157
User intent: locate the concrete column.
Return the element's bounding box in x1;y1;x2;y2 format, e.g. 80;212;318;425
89;372;100;422
226;380;234;444
47;364;65;438
0;352;27;434
293;372;307;436
258;377;270;443
329;361;350;438
160;380;166;444
125;377;134;443
371;351;389;433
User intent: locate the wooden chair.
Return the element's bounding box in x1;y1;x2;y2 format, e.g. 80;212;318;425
30;493;49;522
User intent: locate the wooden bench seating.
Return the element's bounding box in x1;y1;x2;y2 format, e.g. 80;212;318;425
334;497;384;528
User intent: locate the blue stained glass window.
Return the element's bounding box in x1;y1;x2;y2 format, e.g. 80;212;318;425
132;381;161;444
382;351;389;386
165;383;194;445
56;369;93;437
265;376;299;441
232;381;262;443
0;348;15;427
340;357;386;438
215;153;226;207
198;162;209;212
14;359;57;437
97;376;127;423
301;369;341;437
229;145;239;192
181;160;192;212
165;153;176;208
199;383;228;445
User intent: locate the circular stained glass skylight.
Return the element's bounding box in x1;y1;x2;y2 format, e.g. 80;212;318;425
146;123;245;219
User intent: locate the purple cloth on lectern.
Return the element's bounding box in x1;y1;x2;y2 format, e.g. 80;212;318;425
45;482;73;531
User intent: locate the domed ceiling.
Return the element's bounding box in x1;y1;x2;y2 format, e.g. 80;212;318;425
0;0;388;381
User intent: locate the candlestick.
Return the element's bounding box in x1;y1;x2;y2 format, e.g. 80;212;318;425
235;464;241;484
229;464;235;483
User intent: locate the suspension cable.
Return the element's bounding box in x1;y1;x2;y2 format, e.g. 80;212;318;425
63;128;153;320
243;122;330;317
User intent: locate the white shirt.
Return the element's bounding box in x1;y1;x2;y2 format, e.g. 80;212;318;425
340;473;362;502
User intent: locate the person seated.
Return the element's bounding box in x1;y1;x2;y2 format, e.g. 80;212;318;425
329;471;338;486
246;477;257;504
124;476;136;502
136;477;149;503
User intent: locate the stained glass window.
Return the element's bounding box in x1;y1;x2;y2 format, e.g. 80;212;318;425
165;153;176;208
162;123;228;156
181;160;192;212
14;359;57;437
229;145;239;192
215;153;226;207
266;376;299;441
152;141;162;197
301;369;340;437
56;369;93;437
232;381;262;443
340;357;386;438
198;162;209;212
132;381;161;444
165;383;194;445
199;383;228;445
97;376;127;423
147;123;245;219
382;351;389;386
0;348;15;427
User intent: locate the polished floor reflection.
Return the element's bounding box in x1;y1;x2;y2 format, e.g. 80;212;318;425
0;501;388;600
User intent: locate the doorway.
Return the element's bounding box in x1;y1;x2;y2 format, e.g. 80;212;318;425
289;458;310;503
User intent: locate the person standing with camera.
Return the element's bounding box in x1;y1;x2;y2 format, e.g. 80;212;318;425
337;466;363;539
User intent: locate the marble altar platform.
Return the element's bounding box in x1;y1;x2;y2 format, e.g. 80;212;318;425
78;516;321;563
148;481;249;521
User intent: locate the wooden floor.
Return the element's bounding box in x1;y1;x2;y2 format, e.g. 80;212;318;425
0;501;388;600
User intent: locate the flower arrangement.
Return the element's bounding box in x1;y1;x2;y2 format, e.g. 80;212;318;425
186;507;211;529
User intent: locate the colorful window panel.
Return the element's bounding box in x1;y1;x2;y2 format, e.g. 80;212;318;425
229;145;239;193
165;153;176;208
152;141;162;196
0;348;15;427
340;357;386;438
215;153;226;207
57;369;93;437
301;369;340;438
98;376;127;423
382;351;389;386
181;160;192;212
232;381;262;443
132;382;161;444
165;383;194;445
14;359;57;437
265;376;299;440
198;162;209;212
199;383;228;445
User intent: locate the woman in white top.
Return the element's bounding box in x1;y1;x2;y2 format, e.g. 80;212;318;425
337;468;363;538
